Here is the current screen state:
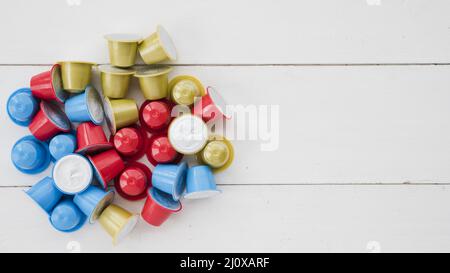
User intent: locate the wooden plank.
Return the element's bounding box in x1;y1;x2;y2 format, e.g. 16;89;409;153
1;185;450;252
0;0;449;64
2;65;450;186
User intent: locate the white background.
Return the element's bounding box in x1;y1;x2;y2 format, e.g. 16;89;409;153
1;0;450;252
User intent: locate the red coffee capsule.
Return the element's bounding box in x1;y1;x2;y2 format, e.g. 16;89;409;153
146;134;183;167
28;101;71;141
88;149;125;189
141;187;182;227
30;64;68;103
76;122;113;155
139;99;174;133
193;86;231;123
114;162;151;201
110;125;148;161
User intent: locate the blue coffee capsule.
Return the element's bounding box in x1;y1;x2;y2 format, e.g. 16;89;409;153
184;165;221;199
64;86;104;125
74;186;114;224
7;88;39;126
50;199;86;233
25;177;63;215
152;162;187;201
49;134;77;161
11;135;51;174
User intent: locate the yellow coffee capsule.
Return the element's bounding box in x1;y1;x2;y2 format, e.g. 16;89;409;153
197;135;234;173
104;34;141;68
138;25;177;64
98;204;139;245
169;75;206;106
58;61;96;93
103;97;139;135
134;65;172;100
99;65;135;99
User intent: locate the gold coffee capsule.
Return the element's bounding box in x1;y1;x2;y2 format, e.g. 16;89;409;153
134;65;172;100
169;75;205;106
98;204;139;245
104;33;141;67
103;97;139;134
99;65;135;98
58;61;95;93
198;135;234;173
138;25;177;64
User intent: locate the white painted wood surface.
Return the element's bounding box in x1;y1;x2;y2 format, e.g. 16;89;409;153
1;0;450;252
0;0;449;64
2;185;450;253
3;65;450;186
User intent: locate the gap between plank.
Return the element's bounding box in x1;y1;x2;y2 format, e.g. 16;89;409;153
1;63;450;67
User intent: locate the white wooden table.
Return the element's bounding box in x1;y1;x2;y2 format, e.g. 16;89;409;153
1;0;450;253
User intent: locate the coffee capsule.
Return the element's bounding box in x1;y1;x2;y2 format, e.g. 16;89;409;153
104;34;141;67
11;135;51;174
88;149;125;189
111;125;148;161
103;97;139;135
146;134;183;166
114;162;151;201
139;99;174;133
7;88;39;126
30;64;68;103
29;101;71;141
52;154;93;195
75;122;113;155
50;199;86;233
25;177;63;215
193;86;231;123
73;185;115;224
64;86;104;125
184;165;221;199
134;66;172;100
152;162;187;201
138;25;177;64
58;61;95;93
168;114;208;155
99;204;139;245
141;187;181;227
49;133;77;161
169;75;205;106
99;65;135;98
197;135;234;173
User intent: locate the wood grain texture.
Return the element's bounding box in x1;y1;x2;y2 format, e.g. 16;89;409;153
1;0;450;253
0;0;449;64
1;185;450;253
2;65;450;186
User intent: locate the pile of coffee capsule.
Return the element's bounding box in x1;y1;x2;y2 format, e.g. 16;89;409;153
7;25;234;245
